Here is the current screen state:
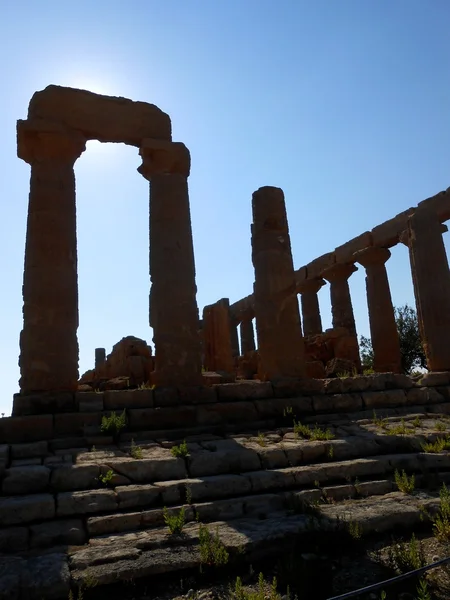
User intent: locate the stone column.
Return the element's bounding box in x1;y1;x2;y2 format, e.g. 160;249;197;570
251;186;305;379
230;320;240;358
17;121;86;393
401;207;450;371
240;317;256;354
138;139;202;386
202;298;234;374
322;262;361;368
95;348;106;369
298;278;325;336
354;247;402;373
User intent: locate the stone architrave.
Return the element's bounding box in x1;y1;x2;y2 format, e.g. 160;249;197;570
401;207;450;371
202;299;234;374
240;318;256;354
138;139;202;386
298;278;325;336
17;122;86;393
251;186;306;379
322;262;361;369
354;247;401;373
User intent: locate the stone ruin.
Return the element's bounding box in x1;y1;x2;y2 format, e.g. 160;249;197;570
2;85;450;598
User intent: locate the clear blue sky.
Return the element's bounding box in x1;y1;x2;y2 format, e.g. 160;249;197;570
1;1;449;416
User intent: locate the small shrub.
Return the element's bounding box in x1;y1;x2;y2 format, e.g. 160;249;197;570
372;411;389;430
416;578;431;600
171;440;189;458
348;521;362;541
185;483;192;505
256;432;266;447
283;406;293;417
422;436;450;453
412;415;422;428
101;409;127;437
388;418;410;436
163;506;185;534
387;534;425;574
199;524;229;567
98;469;114;487
293;420;334;441
232;572;282;600
433;483;450;542
394;469;415;494
435;421;447;433
130;439;143;459
327;444;334;459
363;367;375;375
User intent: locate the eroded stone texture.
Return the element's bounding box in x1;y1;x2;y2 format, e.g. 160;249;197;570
298;278;325;336
322;263;360;370
240;318;256;355
17;121;86;394
251;186;305;379
402;207;450;371
202;299;234;375
355;247;401;373
139;139;202;386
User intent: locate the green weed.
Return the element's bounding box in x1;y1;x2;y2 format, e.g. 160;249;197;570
163;506;185;534
130;438;143;459
293;420;334;441
387;534;425;574
171;440;189;458
394;469;415;494
101;409;127;437
199;524;229;567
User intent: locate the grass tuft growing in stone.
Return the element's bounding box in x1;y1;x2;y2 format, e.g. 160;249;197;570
163;506;185;534
387;533;425;574
101;409;127;437
130;438;143;459
233;573;283;600
171;440;189;458
433;483;450;542
422;437;450;453
394;469;415;494
256;432;266;447
293;420;334;441
98;469;114;487
199;523;229;568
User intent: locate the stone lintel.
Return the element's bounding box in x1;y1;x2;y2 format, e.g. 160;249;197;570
418;189;450;223
334;231;373;264
306;252;336;280
354;246;391;267
322;262;358;282
138;139;190;178
371;208;415;248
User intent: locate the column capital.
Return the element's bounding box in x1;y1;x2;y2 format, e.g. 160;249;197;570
354;246;391;268
322;262;357;283
138;139;190;179
400;222;448;247
297;277;325;294
17;119;86;165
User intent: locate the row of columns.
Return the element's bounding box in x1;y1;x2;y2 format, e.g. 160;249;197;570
18;124;202;393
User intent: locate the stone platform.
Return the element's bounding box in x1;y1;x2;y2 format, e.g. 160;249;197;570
1;374;450;598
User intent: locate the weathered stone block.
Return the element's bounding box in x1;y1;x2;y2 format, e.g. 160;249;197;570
22;553;70;600
57;489;117;516
254;397;312;419
0;415;53;444
196;402;258;426
29;519;86;548
313;393;362;413
0;556;23;600
128;406;197;430
214;381;273;401
306;252;336;279
0;527;29;553
54;412;102;436
272;378;325;398
77;395;104;412
0;445;9;463
10;458;41;467
0;494;55;526
51;464;100;492
107;454;186;483
178;386;217;404
420;372;450;387
10;441;48;460
115;483;160;509
188;441;261;477
104;389;153;410
371;208;415;247
324;378;344;394
153;387;180;407
195;498;244;522
323;484;355;502
87;512;142;536
2;466;50;495
419;189;450;222
362;389;407;409
336;232;372;264
12;392;75;416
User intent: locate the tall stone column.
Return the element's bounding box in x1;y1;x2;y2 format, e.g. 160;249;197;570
322;262;361;368
354;247;401;373
251;186;305;379
202;298;234;374
240;317;256;354
17;121;86;393
298;278;324;336
401;207;450;371
230;320;240;358
138;139;202;386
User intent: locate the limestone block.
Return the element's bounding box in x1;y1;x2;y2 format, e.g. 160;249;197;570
187;474;252;501
196;402;258;426
335;232;373;264
419;372;450;387
2;466;50;495
0;527;29;553
407;387;443;406
322;484;355;502
306;252;336;279
10;441;48;459
50;464;100;492
104;389;153;410
54;412;102;436
194;498;244;522
254;397;312;420
306;361;326;379
0;556;23;600
418;189;450;222
78;396;104;412
153;480;183;504
245;469;295;493
178;386;218;405
87;512;142;536
215;381;273;401
115;484;160;509
188;441;261;478
29;519;86;548
0;494;55;526
356;480;393;497
272;378;325;397
0;415;53;444
128;406;197;430
12;393;75;416
153;387;180;407
22;553;70;600
57;489;118;516
313;393;362;413
106;453;186;483
371;208;415;247
362;389;407;409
